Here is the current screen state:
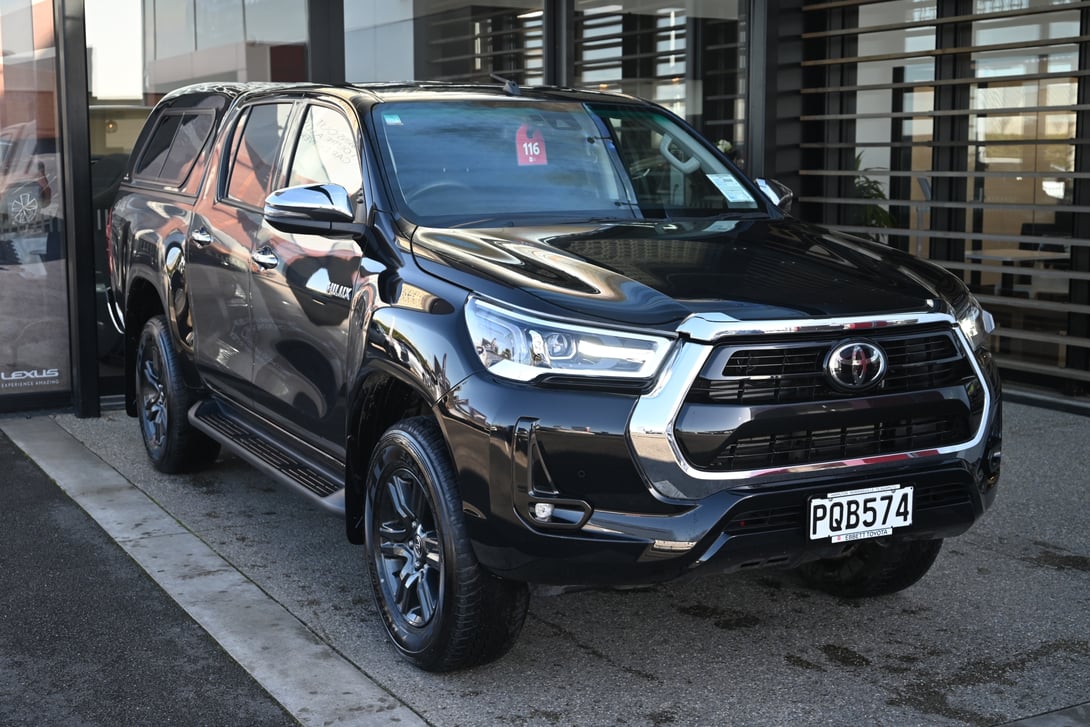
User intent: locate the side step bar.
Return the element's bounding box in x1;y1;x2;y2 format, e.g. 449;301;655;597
189;400;345;513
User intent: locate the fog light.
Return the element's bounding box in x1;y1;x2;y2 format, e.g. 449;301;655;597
532;502;554;522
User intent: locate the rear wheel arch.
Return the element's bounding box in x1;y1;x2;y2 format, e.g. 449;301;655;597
134;314;220;472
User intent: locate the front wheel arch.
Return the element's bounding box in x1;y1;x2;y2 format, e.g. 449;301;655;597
345;371;433;544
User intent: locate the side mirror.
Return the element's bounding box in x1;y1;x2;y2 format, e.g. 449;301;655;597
755;178;795;215
264;183;362;237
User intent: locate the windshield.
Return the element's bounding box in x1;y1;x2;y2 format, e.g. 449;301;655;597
372;99;762;227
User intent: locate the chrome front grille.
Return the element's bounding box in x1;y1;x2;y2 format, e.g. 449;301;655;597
674;325;983;474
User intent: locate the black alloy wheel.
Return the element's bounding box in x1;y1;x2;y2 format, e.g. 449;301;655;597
135;315;219;473
374;464;443;629
365;417;529;671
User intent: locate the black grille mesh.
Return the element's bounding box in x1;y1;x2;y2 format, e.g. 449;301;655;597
723;480;973;536
689;329;968;405
708;415;966;471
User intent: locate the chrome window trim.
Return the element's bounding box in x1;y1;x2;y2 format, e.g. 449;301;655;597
627;311;994;501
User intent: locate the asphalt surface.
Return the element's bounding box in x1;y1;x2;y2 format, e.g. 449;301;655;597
0;426;296;726
2;400;1089;726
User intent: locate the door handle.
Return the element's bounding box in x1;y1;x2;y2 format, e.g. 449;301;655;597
190;227;214;246
251;246;279;269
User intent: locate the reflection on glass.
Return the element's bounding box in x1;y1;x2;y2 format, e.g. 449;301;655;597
196;0;245;50
969;27;1077;305
227;104;293;208
0;0;72;402
963;7;1080;371
154;0;196;59
144;0;308;92
572;1;747;157
86;0;312;394
245;0;307;43
411;2;544;86
288;106;362;193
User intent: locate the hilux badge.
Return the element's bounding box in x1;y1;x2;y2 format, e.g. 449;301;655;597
826;341;887;391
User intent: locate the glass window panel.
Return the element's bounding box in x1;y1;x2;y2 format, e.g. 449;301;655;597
0;0;72;404
858;0;938;26
573;1;747;160
196;0;245;50
966;10;1080;353
227;103;292;207
287;106;362;194
974;9;1080;46
84;0;310;395
409;2;544;86
857;27;936;56
805;0;1088;392
133;113;182;179
155;0;196;59
245;0;308;43
160;113;215;184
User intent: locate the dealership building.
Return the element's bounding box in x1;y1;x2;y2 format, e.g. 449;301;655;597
0;0;1086;416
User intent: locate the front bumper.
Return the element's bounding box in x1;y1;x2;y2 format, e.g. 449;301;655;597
438;316;1001;587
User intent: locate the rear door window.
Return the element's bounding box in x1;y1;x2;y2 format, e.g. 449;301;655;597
225;103;293;208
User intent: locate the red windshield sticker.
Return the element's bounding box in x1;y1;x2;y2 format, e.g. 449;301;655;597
516;124;548;166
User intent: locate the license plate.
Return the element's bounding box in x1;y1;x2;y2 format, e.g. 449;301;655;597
809;484;913;543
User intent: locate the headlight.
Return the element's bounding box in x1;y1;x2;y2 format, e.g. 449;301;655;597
954;293;996;350
465;296;673;382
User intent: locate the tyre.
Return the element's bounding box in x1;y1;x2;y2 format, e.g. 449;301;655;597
797;538;943;598
365;417;529;671
135;315;220;473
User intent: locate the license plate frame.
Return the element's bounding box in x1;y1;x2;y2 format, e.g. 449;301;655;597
808;484;913;543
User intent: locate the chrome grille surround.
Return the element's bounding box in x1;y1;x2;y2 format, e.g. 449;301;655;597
627;310;994;501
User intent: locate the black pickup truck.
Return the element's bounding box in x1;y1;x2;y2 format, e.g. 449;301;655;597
108;81;1002;671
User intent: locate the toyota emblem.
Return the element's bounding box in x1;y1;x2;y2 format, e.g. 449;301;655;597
825;341;887;391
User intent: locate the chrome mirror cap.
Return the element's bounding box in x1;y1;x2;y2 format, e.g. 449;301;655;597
755;178;795;214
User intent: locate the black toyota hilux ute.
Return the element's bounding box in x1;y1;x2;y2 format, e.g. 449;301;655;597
108;81;1002;672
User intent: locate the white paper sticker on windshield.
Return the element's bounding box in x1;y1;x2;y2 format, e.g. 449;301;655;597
705;219;738;233
707;174;757;206
383;114;403;126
